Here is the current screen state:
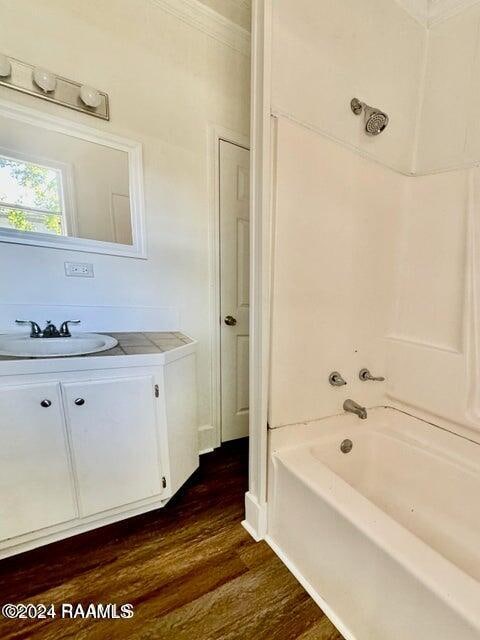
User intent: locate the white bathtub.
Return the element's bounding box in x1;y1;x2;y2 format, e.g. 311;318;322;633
267;407;480;640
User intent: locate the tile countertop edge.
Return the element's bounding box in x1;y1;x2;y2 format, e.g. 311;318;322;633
0;338;197;376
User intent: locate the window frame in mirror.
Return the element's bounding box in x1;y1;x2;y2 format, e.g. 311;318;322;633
0;98;146;258
0;145;78;237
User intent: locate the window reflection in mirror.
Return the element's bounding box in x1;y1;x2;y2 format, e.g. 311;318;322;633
0;115;133;246
0;153;67;236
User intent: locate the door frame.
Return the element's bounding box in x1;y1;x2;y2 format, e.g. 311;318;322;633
207;125;249;450
241;0;273;541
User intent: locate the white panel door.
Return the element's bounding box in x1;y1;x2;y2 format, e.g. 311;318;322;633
220;140;250;441
63;376;162;516
0;383;77;541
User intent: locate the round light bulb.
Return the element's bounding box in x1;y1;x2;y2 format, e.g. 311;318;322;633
80;85;102;108
0;54;11;78
33;67;56;93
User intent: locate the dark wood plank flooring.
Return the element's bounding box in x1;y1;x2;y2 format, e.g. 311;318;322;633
0;439;344;640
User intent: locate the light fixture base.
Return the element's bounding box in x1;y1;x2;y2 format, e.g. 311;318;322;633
0;53;109;120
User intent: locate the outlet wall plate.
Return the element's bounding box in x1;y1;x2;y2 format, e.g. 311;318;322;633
64;261;94;278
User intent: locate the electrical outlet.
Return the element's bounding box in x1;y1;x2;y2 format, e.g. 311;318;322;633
64;262;94;278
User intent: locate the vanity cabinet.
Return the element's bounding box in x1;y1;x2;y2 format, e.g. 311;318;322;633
0;340;198;558
0;382;77;541
63;376;163;516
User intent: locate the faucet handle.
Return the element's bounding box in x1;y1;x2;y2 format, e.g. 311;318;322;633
59;320;81;337
15;320;42;337
329;371;347;386
359;368;385;382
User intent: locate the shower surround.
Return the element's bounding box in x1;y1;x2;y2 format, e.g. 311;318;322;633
268;0;480;444
248;0;480;637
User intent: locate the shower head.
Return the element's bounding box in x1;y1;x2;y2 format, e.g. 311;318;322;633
351;98;389;136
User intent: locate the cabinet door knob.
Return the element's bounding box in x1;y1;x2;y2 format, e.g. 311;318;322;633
74;398;85;406
40;399;52;408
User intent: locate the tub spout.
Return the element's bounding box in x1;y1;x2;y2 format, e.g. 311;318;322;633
343;399;367;419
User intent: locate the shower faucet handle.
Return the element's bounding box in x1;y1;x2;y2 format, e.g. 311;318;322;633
329;371;347;387
359;368;385;382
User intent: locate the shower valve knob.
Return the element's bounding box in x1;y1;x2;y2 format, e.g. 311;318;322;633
329;371;347;387
359;368;385;382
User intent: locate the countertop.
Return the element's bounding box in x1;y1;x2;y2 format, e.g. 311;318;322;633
0;332;193;361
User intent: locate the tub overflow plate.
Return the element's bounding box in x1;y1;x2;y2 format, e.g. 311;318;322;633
340;439;353;454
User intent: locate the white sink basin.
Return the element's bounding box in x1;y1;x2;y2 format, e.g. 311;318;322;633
0;334;118;358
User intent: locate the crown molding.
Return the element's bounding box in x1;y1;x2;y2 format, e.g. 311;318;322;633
150;0;251;56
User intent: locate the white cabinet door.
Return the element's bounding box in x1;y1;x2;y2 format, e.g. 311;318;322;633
0;383;77;541
62;376;163;516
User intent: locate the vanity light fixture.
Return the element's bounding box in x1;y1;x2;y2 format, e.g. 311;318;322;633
33;67;57;93
0;53;11;78
80;85;102;108
0;53;109;120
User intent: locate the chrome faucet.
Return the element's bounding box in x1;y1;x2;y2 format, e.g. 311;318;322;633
15;319;81;338
42;321;61;338
59;320;81;337
15;320;42;338
343;399;367;420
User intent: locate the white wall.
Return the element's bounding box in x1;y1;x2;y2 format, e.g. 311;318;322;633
414;4;480;172
268;0;480;439
268;0;425;429
271;0;426;174
0;0;250;433
269;117;404;427
385;4;480;438
386;169;472;429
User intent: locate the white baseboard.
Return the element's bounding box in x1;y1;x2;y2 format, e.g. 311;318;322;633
198;424;217;453
265;534;357;640
241;491;267;541
199;447;214;455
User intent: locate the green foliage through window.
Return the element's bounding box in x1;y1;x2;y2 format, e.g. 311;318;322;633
0;154;65;236
1;207;34;232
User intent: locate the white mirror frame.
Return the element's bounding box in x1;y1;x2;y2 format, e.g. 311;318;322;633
0;98;146;258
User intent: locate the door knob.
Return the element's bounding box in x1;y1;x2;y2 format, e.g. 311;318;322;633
40;399;52;408
74;398;85;406
224;315;237;326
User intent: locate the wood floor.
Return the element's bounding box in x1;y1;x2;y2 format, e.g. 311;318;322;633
0;439;344;640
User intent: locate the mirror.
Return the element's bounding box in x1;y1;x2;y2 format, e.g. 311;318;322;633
0;100;145;258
